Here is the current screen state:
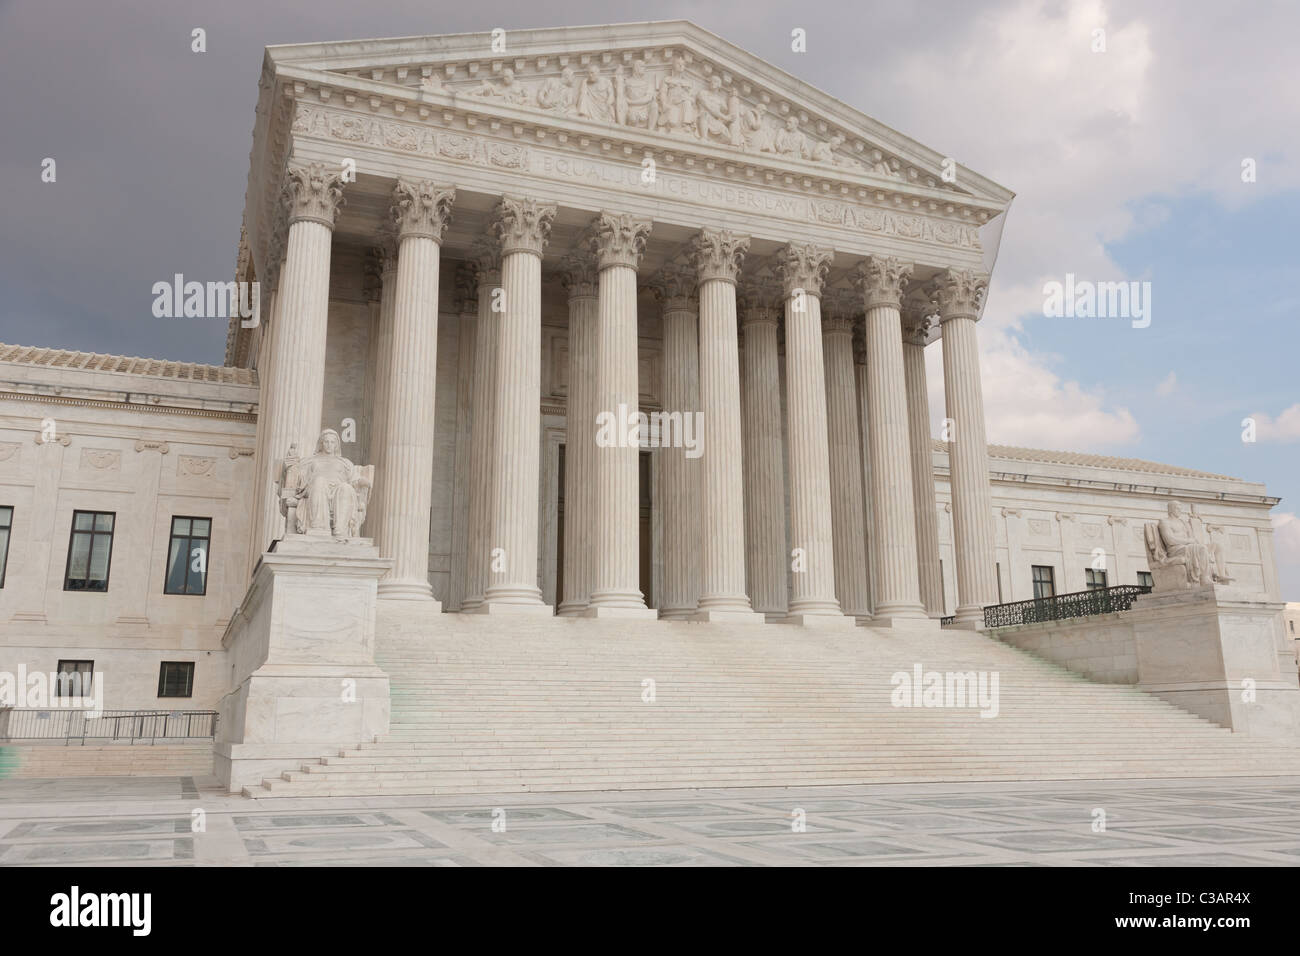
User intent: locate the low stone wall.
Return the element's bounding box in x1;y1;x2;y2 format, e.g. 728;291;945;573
990;613;1138;684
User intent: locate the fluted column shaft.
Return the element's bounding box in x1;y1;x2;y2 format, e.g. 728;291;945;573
902;325;944;616
364;249;398;537
935;269;997;624
586;213;653;613
855;257;926;621
853;352;877;614
462;251;502;611
480;197;555;612
248;287;282;571
558;262;598;614
690;229;759;620
659;283;701;618
374;180;454;601
740;309;786;615
778;244;841;620
823;317;871;619
253;162;343;554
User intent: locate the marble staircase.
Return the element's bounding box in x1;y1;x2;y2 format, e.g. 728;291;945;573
241;611;1300;797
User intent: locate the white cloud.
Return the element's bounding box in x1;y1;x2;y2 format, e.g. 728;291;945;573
859;0;1300;453
1156;371;1177;396
1248;404;1300;443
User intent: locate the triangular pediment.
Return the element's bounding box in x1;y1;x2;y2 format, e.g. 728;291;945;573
263;21;1013;208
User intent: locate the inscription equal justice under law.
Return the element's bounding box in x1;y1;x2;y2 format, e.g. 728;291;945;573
535;152;982;251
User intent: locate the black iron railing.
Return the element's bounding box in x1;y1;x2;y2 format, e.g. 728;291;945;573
939;616;956;627
983;584;1152;629
0;708;218;745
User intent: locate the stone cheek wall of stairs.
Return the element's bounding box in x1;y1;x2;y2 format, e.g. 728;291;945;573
0;744;213;780
242;610;1300;798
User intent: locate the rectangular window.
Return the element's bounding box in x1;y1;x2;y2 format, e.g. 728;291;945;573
995;562;1003;603
1085;568;1108;590
1137;571;1154;589
55;660;94;698
164;516;211;595
157;661;195;698
1032;565;1055;600
64;511;115;592
0;505;12;588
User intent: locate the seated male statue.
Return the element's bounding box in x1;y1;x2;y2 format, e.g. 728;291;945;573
1144;500;1233;587
277;428;373;539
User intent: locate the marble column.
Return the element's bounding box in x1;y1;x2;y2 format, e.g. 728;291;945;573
739;275;787;618
901;296;945;617
852;256;927;623
584;212;655;617
654;262;702;619
374;179;455;602
246;277;283;575
361;239;397;540
477;196;556;614
777;243;851;626
932;268;998;625
822;294;872;622
557;253;599;615
253;161;344;554
446;263;478;611
689;228;763;622
461;237;502;611
853;329;877;616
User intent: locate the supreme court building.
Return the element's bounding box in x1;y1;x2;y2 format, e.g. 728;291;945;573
1;24;1294;790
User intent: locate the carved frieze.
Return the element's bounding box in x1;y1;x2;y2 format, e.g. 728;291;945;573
179;456;216;478
80;448;121;471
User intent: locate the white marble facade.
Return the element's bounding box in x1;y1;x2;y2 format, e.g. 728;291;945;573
0;23;1289;714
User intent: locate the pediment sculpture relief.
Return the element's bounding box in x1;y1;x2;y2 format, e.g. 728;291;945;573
275;429;374;539
441;53;907;179
1143;500;1234;590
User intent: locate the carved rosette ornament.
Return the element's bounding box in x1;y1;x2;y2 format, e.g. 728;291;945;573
560;252;600;300
930;268;989;322
491;195;557;257
589;212;653;271
283;161;346;228
775;242;833;300
691;228;750;285
391;179;455;241
852;255;914;311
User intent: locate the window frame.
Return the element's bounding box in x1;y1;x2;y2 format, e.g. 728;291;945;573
1137;570;1154;589
1085;568;1109;590
1031;565;1056;601
0;504;12;589
163;515;212;596
55;659;94;698
157;661;195;699
63;510;117;592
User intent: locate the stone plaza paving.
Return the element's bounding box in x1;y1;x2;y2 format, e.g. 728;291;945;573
1;775;1298;866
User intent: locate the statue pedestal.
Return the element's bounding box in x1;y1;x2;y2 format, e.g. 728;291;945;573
215;537;393;792
1128;584;1300;737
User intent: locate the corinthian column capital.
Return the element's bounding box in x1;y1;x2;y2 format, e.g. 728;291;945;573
739;272;783;326
852;255;913;310
492;195;557;257
391;179;455;241
775;242;833;299
283;161;346;227
647;260;698;313
691;228;749;284
930;268;989;321
901;294;936;346
589;211;652;270
470;234;503;285
560;252;600;300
